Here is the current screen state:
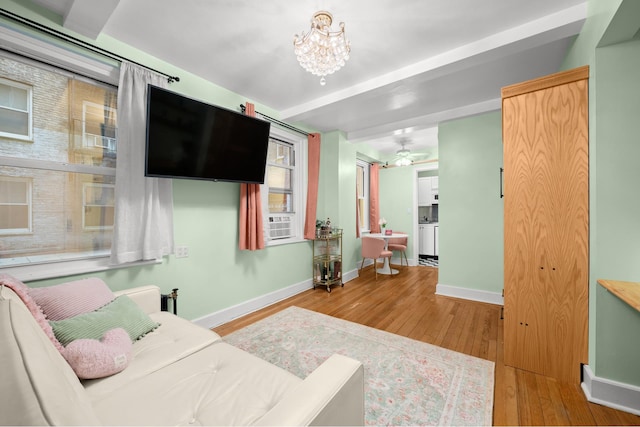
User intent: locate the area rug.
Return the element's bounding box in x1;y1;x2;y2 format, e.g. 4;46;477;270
224;306;494;426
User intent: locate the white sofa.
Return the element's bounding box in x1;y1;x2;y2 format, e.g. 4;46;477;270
0;283;365;426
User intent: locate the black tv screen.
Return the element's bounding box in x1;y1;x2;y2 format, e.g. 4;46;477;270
145;85;271;184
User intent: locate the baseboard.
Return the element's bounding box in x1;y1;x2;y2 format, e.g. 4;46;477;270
392;256;417;267
193;268;359;329
582;365;640;416
435;283;503;306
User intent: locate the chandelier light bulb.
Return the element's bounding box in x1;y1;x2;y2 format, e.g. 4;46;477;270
293;11;351;85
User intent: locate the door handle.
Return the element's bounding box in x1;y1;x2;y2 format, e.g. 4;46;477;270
499;167;504;198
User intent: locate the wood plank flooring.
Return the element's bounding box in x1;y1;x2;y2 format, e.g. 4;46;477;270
213;264;640;426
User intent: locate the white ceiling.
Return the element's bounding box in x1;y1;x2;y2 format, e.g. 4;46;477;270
30;0;587;156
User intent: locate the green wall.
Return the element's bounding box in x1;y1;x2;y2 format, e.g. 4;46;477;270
591;39;640;385
437;112;504;294
317;130;362;272
337;133;362;272
561;0;640;386
378;165;415;257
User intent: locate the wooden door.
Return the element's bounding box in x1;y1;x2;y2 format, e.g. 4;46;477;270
503;66;589;384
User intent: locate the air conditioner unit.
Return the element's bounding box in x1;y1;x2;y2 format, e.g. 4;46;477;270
268;215;294;239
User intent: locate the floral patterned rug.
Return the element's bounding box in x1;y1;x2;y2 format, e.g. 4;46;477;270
224;306;494;426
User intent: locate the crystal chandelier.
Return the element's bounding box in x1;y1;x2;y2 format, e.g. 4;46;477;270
293;11;351;86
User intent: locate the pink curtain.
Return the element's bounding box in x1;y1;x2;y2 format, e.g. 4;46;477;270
238;102;265;250
369;163;381;233
304;133;321;239
355;186;361;238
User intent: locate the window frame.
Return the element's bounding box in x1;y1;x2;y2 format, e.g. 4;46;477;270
82;182;115;231
266;139;294;214
82;100;117;152
0;30;161;282
0;176;33;235
357;159;371;233
261;126;307;246
0;77;33;141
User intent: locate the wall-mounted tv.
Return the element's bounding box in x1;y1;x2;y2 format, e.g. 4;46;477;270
145;85;271;184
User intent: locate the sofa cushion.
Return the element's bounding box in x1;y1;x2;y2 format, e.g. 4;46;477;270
0;297;100;426
50;295;160;346
0;273;64;352
64;328;133;379
91;341;302;426
29;277;115;321
83;311;221;399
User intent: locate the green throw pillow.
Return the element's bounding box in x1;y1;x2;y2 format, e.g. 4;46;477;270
50;295;160;347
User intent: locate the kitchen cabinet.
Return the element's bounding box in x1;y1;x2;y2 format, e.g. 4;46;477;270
418;177;431;206
434;226;439;256
430;176;439;191
419;176;439;206
503;66;588;384
425;225;435;256
430;176;439;205
419;224;436;256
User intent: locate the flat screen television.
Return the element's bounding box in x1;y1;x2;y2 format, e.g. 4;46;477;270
145;85;271;184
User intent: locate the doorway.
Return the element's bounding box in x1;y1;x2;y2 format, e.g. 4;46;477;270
413;164;439;267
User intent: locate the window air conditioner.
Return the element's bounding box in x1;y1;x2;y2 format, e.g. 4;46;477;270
268;215;294;239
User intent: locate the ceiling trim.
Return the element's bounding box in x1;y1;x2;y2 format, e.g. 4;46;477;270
62;0;120;40
347;98;502;143
598;0;640;47
280;3;587;122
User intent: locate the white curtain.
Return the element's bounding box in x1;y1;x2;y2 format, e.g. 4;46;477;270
110;62;174;265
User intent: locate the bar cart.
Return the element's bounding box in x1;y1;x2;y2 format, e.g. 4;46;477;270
312;228;343;293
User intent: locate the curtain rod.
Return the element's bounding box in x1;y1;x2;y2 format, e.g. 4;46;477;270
0;8;180;83
240;104;309;136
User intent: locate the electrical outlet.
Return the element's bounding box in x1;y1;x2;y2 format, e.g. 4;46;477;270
175;246;189;258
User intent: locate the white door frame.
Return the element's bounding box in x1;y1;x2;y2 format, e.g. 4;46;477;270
413;163;439;265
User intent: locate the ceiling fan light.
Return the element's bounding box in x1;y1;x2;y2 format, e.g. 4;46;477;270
396;157;412;167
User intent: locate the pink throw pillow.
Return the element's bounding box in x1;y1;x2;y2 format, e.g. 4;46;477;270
63;328;132;379
0;273;64;352
29;278;115;321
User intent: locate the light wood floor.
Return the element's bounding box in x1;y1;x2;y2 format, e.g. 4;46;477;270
213;264;640;426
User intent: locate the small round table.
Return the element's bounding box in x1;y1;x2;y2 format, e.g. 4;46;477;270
367;232;408;275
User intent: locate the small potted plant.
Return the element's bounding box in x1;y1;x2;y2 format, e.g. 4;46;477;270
378;217;387;231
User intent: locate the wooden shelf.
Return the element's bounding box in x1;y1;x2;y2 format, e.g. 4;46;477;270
597;279;640;312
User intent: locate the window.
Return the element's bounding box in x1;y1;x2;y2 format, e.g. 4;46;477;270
0;54;117;269
0;77;32;141
0;177;32;234
261;127;307;244
82;101;117;152
357;160;370;232
82;183;115;230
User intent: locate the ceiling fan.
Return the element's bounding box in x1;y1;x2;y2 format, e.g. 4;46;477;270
383;137;437;168
394;139;413;166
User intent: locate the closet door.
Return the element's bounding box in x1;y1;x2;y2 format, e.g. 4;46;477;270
503;87;550;376
503;66;589;384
